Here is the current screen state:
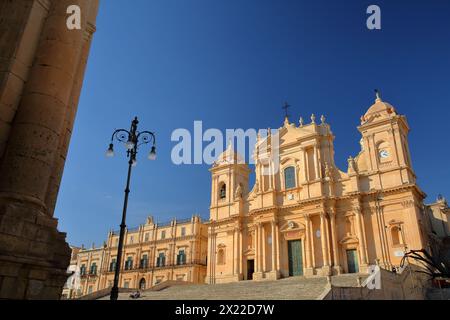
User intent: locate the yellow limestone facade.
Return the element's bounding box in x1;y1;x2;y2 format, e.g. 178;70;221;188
63;215;208;298
206;95;431;284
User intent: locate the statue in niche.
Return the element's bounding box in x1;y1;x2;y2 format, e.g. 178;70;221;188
248;232;254;249
348;156;357;173
325;162;333;180
235;184;243;199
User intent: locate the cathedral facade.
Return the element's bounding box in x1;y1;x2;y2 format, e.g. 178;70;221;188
206;94;430;284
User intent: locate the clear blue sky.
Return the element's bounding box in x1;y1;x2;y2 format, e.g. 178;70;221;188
55;0;450;247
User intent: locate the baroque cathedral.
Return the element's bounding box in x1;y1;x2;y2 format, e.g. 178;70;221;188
206;93;430;284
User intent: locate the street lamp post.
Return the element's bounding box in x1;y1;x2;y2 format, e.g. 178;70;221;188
106;117;156;301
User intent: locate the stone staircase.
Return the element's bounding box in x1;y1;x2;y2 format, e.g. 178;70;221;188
99;274;365;300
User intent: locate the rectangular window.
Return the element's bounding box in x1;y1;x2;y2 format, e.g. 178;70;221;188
129;236;134;244
124;281;129;289
157;252;166;267
89;263;97;275
181;227;186;236
80;264;86;276
109;258;116;272
88;286;93;294
161;231;166;239
125;257;133;270
177;250;186;265
140;254;148;269
144;233;149;242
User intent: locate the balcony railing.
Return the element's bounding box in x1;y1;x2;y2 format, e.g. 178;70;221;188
104;259;207;273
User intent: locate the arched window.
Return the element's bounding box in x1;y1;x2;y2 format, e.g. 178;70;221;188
284;166;296;190
139;278;146;290
219;183;227;199
217;248;226;265
391;226;403;246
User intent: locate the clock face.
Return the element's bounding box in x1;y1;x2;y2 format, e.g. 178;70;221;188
379;150;389;159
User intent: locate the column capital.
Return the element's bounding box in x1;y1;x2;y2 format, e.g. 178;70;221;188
319;211;328;220
353;206;362;215
328;210;337;219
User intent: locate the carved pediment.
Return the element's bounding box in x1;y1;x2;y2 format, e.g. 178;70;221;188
280;220;305;232
339;235;358;245
388;219;403;226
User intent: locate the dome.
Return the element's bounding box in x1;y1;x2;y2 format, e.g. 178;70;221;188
361;91;397;124
213;143;244;166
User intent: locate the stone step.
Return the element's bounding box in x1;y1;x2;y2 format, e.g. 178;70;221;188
101;274;365;300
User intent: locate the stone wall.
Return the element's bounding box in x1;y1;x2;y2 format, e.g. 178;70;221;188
323;265;429;300
0;0;99;299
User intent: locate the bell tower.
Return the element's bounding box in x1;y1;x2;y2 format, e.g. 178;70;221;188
358;90;415;188
209;143;250;221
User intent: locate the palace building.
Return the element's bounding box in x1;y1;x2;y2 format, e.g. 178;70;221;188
63;215;207;298
205;93;448;284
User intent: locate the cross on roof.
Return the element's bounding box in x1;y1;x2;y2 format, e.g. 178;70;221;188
282;102;291;119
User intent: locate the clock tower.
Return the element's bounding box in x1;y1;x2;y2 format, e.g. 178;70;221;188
209;143;250;221
357;90;416;188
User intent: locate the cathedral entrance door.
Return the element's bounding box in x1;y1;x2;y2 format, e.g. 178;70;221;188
247;259;254;280
346;249;359;273
288;240;303;276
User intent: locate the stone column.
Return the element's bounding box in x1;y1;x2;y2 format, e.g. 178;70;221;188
275;222;281;272
369;134;378;171
238;228;243;275
255;224;260;273
355;207;368;267
0;0;49;160
45;2;98;213
304;215;313;273
271;221;276;271
320;213;331;275
393;128;407;166
0;0;86;206
234;227;239;276
270;161;276;189
308;216;316;269
313;146;320;180
0;0;99;300
189;240;194;264
329;210;341;274
262;224;266;272
206;227;213;283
